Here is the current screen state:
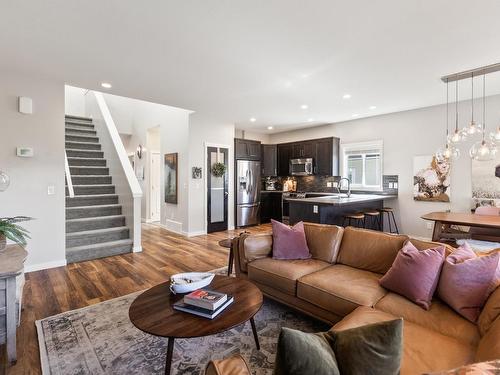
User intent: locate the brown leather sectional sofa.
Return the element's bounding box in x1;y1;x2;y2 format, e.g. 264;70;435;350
221;223;500;374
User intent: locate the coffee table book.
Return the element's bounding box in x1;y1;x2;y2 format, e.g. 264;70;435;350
184;289;227;310
173;296;234;319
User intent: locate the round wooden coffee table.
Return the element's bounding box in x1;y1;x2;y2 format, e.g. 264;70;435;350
129;275;263;375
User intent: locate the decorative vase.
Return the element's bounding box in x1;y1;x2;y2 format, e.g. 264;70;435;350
0;234;6;252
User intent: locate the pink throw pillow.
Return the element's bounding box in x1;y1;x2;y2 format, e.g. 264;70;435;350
437;243;500;322
271;220;311;260
380;241;445;310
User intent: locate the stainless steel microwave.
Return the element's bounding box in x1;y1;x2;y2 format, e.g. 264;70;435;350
290;158;313;176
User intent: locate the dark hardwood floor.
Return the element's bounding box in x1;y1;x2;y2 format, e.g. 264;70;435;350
0;223;271;375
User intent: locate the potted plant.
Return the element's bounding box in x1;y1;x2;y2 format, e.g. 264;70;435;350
0;216;32;252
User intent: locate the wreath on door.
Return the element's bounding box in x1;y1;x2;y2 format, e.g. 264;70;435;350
211;162;226;177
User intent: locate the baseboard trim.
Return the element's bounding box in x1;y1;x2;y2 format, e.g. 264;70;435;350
184;230;207;237
133;245;143;253
25;259;68;273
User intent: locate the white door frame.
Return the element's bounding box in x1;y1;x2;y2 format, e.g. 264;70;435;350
149;151;161;222
204;142;231;233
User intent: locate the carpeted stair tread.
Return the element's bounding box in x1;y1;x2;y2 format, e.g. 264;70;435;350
70;166;109;175
65;127;97;135
65;115;93;122
67;157;106;167
66;149;104;158
66;239;134;263
66;215;126;232
65;134;99;143
66;194;119;207
66;227;130;248
66;141;101;150
66;204;122;219
66;185;115;195
70;175;112;185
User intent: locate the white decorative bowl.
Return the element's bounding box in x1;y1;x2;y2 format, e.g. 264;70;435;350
169;272;215;294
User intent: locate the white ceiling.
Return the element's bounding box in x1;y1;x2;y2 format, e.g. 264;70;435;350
2;0;500;133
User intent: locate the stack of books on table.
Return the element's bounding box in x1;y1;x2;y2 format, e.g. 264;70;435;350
173;289;234;319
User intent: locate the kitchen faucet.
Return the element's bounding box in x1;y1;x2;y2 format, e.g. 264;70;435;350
337;177;351;197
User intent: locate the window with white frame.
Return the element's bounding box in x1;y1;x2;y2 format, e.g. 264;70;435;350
341;140;383;190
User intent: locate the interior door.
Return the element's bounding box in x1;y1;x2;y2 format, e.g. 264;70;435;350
207;147;229;233
150;152;161;221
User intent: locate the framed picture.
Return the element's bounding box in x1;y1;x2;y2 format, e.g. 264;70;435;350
165;153;178;204
472;154;500;208
413;155;450;202
192;166;202;179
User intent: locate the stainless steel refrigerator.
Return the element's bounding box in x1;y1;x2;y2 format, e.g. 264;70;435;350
236;160;261;227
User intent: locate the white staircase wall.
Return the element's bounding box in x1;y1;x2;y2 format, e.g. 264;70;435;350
84;92;143;252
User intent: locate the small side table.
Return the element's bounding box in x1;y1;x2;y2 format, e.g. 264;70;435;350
218;238;234;276
0;245;28;365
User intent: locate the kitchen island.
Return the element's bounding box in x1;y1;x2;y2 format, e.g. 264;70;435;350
287;193;397;229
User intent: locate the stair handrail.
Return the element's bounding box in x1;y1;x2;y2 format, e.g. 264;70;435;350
65;150;75;198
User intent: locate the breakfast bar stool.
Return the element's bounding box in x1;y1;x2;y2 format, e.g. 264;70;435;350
378;207;399;234
363;210;382;231
343;213;365;228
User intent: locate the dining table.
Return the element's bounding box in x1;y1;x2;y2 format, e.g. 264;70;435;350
421;211;500;242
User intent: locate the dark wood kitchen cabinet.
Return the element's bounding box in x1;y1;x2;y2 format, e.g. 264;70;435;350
277;143;293;176
261;144;277;176
292;141;315;159
315;137;340;176
260;192;282;223
235;138;261;160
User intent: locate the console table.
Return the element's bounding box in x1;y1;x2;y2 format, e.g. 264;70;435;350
0;245;28;365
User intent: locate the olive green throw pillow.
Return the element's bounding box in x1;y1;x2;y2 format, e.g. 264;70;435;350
274;327;340;375
273;319;403;375
327;319;403;375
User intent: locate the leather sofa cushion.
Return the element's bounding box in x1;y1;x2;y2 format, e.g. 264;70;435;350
237;232;272;273
303;223;344;263
478;285;500;336
375;292;480;346
475;316;500;362
332;307;476;375
248;257;330;296
337;227;408;274
297;264;387;316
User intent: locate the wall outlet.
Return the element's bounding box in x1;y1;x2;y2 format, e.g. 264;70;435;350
47;185;55;195
426;222;433;230
313;205;318;214
393;182;398;189
388;182;394;189
333;182;338;188
326;182;332;187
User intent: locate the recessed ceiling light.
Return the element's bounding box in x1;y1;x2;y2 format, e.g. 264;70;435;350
307;118;314;122
369;105;377;110
249;117;256;122
351;114;359;117
342;94;351;99
267;126;274;130
101;82;112;89
301;104;308;110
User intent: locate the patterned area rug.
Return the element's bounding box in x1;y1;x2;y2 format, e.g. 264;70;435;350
36;282;328;374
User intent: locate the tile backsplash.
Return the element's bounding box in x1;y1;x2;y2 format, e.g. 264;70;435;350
262;175;399;195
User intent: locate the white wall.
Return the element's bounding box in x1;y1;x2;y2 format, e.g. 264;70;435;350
269;95;500;238
0;71;66;271
188;114;236;234
64;85;86;117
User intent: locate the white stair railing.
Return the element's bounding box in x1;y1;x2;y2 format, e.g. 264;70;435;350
64;151;75;198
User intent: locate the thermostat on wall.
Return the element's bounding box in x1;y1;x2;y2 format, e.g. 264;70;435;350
18;97;33;114
16;147;34;157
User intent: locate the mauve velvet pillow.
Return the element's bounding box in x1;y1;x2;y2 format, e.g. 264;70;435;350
271;220;311;260
437;243;500;322
379;241;445;310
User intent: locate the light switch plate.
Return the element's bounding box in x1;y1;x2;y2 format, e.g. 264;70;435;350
394;182;398;189
47;185;55;195
19;96;33;114
426;222;433;230
326;182;332;187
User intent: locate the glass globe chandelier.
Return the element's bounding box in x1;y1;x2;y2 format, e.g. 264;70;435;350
490;125;500;142
465;72;483;135
469;74;498;161
0;170;10;192
448;79;467;144
436;79;460;161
